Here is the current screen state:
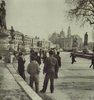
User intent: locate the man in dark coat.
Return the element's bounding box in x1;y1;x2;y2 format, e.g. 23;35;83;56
40;50;59;93
90;54;94;69
18;52;25;80
55;51;61;78
70;53;76;64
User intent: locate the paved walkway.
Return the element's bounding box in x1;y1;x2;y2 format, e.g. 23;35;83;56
0;60;31;100
46;52;94;100
13;52;94;100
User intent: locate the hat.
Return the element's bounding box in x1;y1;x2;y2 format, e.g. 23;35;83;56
49;50;53;55
31;55;36;60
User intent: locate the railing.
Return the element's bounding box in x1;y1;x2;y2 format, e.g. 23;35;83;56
72;52;93;59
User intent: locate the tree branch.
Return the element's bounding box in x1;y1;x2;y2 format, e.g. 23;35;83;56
87;18;94;24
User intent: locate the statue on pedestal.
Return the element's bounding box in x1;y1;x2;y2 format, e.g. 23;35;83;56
84;32;88;46
83;32;89;53
0;0;8;38
10;26;15;40
0;0;6;29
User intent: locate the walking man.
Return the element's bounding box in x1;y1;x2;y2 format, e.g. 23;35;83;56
90;54;94;69
70;53;76;64
40;50;58;93
27;56;40;93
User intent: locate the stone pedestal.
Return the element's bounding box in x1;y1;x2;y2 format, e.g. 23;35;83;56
83;45;89;54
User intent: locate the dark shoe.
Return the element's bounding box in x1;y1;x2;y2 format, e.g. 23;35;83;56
40;90;46;93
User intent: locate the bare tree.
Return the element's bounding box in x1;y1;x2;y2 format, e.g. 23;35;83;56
66;0;94;25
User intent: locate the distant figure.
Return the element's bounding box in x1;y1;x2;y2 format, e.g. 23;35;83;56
55;52;61;78
90;54;94;69
40;50;59;93
27;56;40;93
18;52;25;80
35;52;41;65
70;53;76;64
10;26;15;40
30;48;35;62
42;52;47;63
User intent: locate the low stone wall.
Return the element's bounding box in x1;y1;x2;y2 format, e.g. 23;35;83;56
7;64;43;100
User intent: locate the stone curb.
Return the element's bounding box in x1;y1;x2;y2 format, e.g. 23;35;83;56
7;64;43;100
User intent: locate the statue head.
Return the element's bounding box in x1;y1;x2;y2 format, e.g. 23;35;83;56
1;0;6;6
85;32;88;36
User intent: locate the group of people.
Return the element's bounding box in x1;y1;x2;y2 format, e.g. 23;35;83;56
3;47;94;94
4;48;94;94
16;49;61;93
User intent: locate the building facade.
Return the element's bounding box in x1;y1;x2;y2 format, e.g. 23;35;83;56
24;35;32;52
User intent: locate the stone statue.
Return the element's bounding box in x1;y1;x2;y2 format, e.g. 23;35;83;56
21;34;25;45
0;4;2;28
84;32;88;46
10;26;15;40
1;0;6;7
83;32;89;53
0;0;6;29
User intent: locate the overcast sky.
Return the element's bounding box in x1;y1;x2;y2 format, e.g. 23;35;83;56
5;0;93;41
